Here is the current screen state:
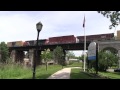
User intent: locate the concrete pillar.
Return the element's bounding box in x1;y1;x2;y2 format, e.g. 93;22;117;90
15;51;24;63
20;51;24;63
29;49;34;67
10;50;16;62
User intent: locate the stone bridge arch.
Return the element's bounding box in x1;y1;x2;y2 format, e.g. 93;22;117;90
98;41;120;68
101;47;118;54
98;41;120;51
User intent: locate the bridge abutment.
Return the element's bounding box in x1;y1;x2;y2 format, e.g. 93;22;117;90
29;49;34;67
10;50;16;62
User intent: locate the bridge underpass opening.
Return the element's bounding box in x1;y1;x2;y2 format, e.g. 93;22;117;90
66;50;88;60
102;47;119;68
23;51;30;66
102;47;118;55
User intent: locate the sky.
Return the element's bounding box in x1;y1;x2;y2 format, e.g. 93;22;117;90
0;11;120;56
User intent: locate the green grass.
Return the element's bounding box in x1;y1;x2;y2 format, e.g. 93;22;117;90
70;68;108;79
66;61;82;67
0;63;31;79
99;71;120;79
34;65;62;79
0;63;62;79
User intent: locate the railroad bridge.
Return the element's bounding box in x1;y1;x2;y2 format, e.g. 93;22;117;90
7;31;120;66
8;40;120;66
9;42;90;66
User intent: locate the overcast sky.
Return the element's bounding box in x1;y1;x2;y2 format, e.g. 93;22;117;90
0;11;120;56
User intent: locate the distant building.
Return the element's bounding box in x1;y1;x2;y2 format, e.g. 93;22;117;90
69;59;78;61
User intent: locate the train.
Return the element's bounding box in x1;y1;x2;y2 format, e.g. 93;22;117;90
77;33;114;42
7;33;114;47
48;35;79;45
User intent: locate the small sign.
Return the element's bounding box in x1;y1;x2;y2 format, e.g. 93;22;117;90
88;42;96;60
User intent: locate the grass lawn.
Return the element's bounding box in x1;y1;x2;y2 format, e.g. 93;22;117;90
66;61;82;67
0;64;62;79
70;68;109;79
99;71;120;79
35;65;62;79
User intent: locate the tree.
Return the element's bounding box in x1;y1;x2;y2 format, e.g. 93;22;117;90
66;51;75;59
53;46;65;68
41;48;52;71
0;42;9;63
103;47;117;55
89;50;119;71
98;11;120;29
78;53;87;69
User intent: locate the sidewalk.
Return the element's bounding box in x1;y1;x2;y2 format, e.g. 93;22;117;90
47;67;81;79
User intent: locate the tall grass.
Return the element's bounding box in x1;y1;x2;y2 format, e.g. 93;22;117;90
99;71;120;79
0;63;32;79
0;63;62;79
70;68;108;79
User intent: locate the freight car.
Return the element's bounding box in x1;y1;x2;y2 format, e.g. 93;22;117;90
77;33;114;42
23;40;36;46
46;35;77;45
23;39;47;46
7;41;24;47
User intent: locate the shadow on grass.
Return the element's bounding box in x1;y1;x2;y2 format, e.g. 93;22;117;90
21;73;53;79
85;72;110;79
70;69;110;79
112;72;120;75
99;71;120;79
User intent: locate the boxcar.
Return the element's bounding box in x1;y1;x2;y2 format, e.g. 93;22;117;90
48;35;76;44
77;33;114;42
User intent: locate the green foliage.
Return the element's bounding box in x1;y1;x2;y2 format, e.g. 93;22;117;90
41;48;52;62
98;11;120;29
77;54;87;62
98;51;118;71
0;63;31;79
53;46;65;66
103;47;117;55
0;42;9;63
41;48;52;70
99;71;120;79
66;51;75;59
70;69;103;79
88;50;119;71
0;63;62;79
66;61;82;67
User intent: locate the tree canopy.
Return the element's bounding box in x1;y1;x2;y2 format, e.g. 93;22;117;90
66;51;75;59
0;42;9;63
53;46;65;66
98;11;120;29
41;48;52;70
88;50;118;71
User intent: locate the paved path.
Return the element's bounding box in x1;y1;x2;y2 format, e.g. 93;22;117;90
47;67;81;79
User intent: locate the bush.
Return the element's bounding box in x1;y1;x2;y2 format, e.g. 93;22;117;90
87;51;119;72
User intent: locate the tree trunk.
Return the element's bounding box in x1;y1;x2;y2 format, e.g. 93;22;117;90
62;65;63;69
46;62;48;71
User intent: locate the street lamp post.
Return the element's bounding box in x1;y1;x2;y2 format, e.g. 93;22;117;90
33;22;43;79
